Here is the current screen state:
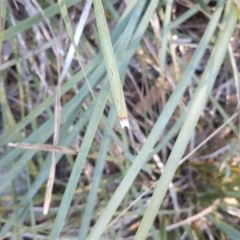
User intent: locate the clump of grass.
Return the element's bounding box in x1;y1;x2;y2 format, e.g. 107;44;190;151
0;1;240;239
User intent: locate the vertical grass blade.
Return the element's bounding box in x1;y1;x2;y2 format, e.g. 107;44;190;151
0;74;19;137
160;0;173;68
93;0;129;128
0;0;6;60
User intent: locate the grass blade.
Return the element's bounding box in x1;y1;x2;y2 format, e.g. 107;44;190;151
93;0;129;128
0;0;6;60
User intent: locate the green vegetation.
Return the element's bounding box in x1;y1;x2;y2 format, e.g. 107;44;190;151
0;0;240;239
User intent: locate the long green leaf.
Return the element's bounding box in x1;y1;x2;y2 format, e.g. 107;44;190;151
93;0;129;128
0;0;6;60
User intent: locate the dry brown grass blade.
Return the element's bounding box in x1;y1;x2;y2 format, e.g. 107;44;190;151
43;152;56;215
8;142;77;155
43;66;62;215
166;200;219;231
42;11;62;214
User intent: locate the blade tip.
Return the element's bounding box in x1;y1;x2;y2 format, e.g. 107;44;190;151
120;118;129;129
8;142;16;147
43;208;49;215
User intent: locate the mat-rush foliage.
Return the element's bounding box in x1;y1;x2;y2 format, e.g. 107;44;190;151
1;0;240;239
